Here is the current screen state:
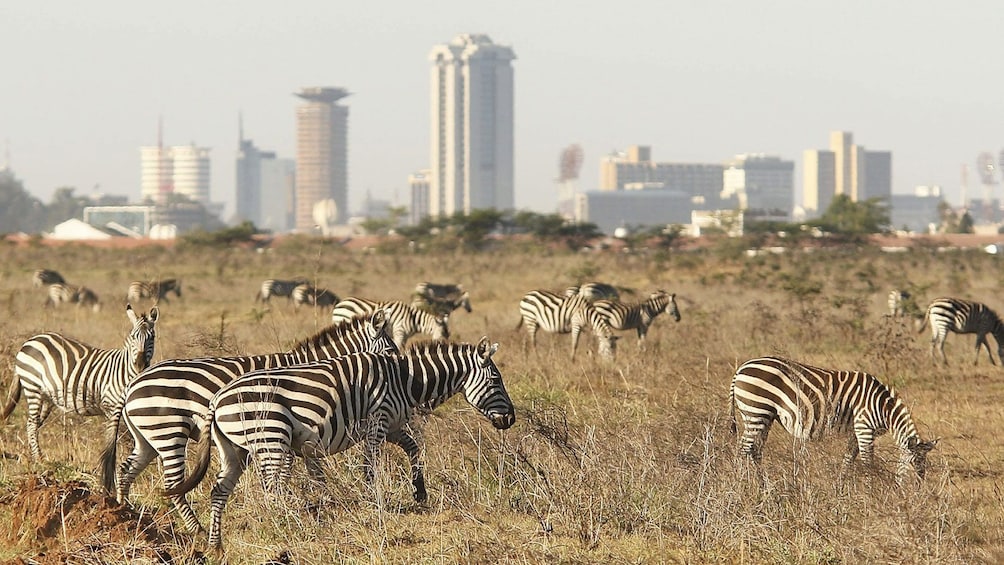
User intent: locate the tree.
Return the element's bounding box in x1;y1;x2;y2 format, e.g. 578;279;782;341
0;174;45;233
46;187;89;229
813;194;890;235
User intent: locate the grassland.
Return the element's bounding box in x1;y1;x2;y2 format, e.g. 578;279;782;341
1;237;1003;564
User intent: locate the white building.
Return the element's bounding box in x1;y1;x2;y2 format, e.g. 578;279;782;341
429;34;515;217
722;154;795;217
140;143;211;205
409;169;431;225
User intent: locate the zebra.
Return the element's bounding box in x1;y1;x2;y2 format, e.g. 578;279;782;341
592;290;681;346
564;282;621;302
1;304;159;460
888;289;910;317
103;310;397;534
32;269;65;288
331;297;449;350
516;290;618;360
163;337;516;548
255;278;309;304
127;278;182;304
918;297;1004;365
291;284;340;310
411;282;472;316
45;283;101;312
730;356;938;484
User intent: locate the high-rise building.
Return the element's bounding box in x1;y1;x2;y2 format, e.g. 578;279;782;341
236;119;296;232
409;169;431;225
722;154;795;216
803;131;892;216
139;144;211;206
294;87;349;230
599;145;724;206
429;34;515;217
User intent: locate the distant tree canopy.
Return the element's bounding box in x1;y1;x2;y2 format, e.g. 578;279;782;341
811;194;891;236
0;174;46;233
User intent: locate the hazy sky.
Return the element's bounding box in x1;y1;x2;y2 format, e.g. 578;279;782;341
3;1;1001;219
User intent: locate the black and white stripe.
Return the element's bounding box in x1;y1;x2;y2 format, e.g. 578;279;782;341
1;305;159;460
730;356;937;483
45;283;101;312
104;311;396;534
331;297;449;350
888;289;910;317
127;278;182;304
32;269;66;288
564;282;621;302
918;297;1004;365
517;290;618;359
255;278;309;304
292;284;340;310
163;338;515;547
593;290;680;345
411;282;472;316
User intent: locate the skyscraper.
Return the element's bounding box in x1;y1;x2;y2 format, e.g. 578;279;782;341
803;131;892;216
294;87;349;230
429;34;515;217
140;142;211;206
236;119;296;232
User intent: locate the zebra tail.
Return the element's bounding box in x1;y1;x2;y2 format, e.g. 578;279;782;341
514;317;523;331
917;309;930;334
99;410;123;494
162;411;215;498
1;375;21;421
728;378;737;435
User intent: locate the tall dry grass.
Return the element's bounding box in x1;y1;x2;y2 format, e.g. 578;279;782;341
0;240;1002;563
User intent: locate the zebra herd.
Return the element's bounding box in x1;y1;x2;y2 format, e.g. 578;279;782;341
32;269;186;311
8;268;1004;550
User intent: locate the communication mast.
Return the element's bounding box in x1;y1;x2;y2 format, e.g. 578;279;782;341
977;152;997;223
556;144;583;221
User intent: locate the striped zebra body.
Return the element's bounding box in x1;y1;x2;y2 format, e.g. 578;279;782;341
292;284;340;309
919;297;1004;365
411;282;471;316
593;290;680;345
164;338;515;547
106;311;396;534
564;282;621;302
1;305;159;460
127;278;182;304
331;297;449;350
32;269;65;288
255;278;308;304
517;290;618;359
730;356;937;482
44;283;101;312
888;289;910;317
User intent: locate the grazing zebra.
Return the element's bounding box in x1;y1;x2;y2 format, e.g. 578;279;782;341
564;282;621;302
127;278;182;304
730;356;937;483
593;290;681;346
103;311;396;534
918;297;1004;365
255;278;309;304
1;305;159;460
45;283;101;312
888;289;910;317
163;338;515;547
411;282;472;316
291;284;340;310
517;290;618;360
331;297;449;350
32;269;65;288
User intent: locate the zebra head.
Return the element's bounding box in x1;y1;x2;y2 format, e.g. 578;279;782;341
125;304;160;374
457;291;472;313
462;337;516;430
428;312;450;341
899;436;939;482
661;291;681;322
366;309;400;354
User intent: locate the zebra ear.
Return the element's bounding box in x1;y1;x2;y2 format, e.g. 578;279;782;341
148;306;160;323
372;309;388;332
126;304;138;324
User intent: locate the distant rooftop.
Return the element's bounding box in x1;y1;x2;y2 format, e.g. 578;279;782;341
295;87;350;104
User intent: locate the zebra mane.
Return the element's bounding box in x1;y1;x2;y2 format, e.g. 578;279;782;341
406;339;472;357
291;314;371;350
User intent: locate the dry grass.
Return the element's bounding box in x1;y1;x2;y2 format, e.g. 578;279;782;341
1;240;1003;563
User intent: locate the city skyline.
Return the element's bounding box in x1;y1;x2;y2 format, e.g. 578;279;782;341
3;2;1002;221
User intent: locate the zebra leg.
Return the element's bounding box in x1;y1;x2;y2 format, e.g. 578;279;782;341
207;434;248;548
570;326;581;359
636;325;648;348
363;418;390;486
842;433;860;467
387;429;426;503
25;398;54;460
738;415;769;463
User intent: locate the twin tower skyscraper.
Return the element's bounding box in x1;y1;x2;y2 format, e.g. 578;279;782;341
258;34;515;232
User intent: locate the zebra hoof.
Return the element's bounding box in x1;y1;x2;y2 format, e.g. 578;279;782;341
413;489;428;504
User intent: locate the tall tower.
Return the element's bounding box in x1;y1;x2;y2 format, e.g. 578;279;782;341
140;117;173;204
429;34;516;217
294;87;350;230
171;144;211;205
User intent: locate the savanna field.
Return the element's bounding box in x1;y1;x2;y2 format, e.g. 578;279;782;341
1;236;1003;564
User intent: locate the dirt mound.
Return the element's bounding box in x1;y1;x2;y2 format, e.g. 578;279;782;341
0;474;185;564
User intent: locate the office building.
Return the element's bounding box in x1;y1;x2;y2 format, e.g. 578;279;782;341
599;146;725;206
803;131;892;216
409;169;431;225
295;87;350;230
429;34;515;217
722;154;795;217
237;122;296;232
